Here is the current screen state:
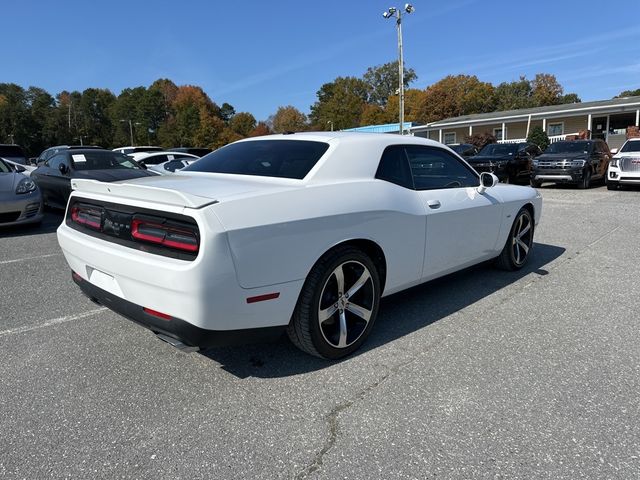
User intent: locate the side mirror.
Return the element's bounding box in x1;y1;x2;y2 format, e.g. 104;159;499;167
15;165;26;173
477;172;498;194
610;148;618;154
59;163;68;175
137;160;147;170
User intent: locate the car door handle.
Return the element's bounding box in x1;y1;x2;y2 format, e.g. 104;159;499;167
427;200;441;209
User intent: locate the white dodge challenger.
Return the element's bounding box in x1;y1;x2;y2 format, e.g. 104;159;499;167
57;132;542;359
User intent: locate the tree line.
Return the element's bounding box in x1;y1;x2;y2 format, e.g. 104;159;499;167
1;63;636;156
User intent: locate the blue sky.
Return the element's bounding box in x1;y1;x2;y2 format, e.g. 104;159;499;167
4;0;639;121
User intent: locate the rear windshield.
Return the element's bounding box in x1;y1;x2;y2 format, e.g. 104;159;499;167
184;140;330;179
71;151;142;170
545;141;591;154
620;141;640;153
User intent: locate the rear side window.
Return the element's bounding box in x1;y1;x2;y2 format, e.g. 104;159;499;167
375;145;414;189
184;140;330;180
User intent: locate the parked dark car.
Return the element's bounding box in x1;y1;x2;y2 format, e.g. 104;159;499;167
449;143;478;158
0;144;29;165
530;139;611;189
171;147;212;157
35;145;104;166
31;149;156;209
467;142;541;184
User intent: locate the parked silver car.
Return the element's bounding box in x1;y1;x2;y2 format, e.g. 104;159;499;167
0;158;43;227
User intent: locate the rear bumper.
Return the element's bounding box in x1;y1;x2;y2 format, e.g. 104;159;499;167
73;272;285;348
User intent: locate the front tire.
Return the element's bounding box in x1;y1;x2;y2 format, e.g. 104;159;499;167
287;246;381;359
606;181;618;191
496;208;534;271
530;179;542;188
577;168;591;189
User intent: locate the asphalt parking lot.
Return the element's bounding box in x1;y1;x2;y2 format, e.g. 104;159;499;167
1;184;639;479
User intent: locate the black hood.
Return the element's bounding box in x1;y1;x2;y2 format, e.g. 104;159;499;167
72;169;154;182
537;152;587;161
467;154;513;163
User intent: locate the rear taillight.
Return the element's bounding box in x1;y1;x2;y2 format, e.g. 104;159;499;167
71;205;102;230
131;218;199;253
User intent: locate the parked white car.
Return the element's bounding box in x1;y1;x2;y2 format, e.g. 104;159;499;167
129;151;199;175
607;138;640;189
57;133;542;359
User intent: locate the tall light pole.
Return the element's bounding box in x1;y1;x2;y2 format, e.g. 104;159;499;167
120;119;141;146
327;120;334;131
383;4;414;135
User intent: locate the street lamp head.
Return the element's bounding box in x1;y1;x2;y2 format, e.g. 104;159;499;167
404;3;415;13
382;10;391;18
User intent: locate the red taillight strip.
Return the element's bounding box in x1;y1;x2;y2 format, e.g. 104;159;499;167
143;307;172;321
246;293;280;304
131;218;199;253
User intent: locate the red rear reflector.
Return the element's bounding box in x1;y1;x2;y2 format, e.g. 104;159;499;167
131;218;199;253
71;206;102;230
246;292;280;304
143;307;172;321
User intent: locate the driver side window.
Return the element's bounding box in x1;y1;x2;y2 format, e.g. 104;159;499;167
47;154;69;172
405;146;479;190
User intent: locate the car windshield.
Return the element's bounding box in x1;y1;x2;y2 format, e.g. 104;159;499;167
0;146;27;164
544;141;591;154
71;151;141;170
183;140;330;179
478;143;518;156
620;141;640;153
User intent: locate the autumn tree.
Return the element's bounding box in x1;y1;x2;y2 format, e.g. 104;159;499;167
76;88;116;147
464;131;497;149
385;88;426;123
309;77;369;130
270;105;308;133
360;104;392;126
249;121;272;137
229;112;256;136
362;61;417;106
494;76;534;111
417;75;496;123
531;73;564;106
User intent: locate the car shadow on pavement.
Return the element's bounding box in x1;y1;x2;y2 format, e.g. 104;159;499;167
0;210;63;238
201;242;566;378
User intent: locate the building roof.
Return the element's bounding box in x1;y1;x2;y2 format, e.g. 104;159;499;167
411;96;640;130
343;122;419;133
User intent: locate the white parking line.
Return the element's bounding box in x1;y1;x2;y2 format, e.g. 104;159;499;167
0;308;107;337
0;253;62;265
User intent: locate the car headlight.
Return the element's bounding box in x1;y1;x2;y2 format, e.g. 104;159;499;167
15;178;37;194
570;159;586;167
610;158;619;168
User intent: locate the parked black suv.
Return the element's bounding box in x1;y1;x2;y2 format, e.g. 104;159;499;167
449;143;478;158
530;139;611;189
467;142;541;184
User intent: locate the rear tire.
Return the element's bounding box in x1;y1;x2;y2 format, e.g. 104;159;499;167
287;246;380;359
496;208;534;271
530;179;542;188
606;181;618;191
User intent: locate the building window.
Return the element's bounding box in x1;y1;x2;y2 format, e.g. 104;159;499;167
548;122;564;136
493;128;505;141
443;132;456;145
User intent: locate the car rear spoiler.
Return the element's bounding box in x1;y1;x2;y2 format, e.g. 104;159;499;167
70;179;217;209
